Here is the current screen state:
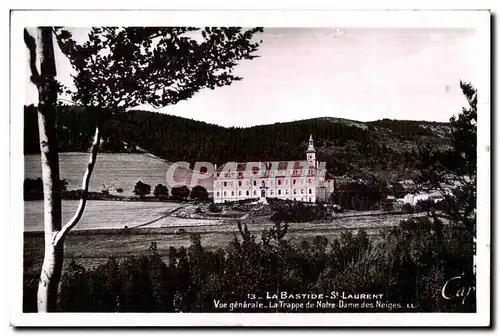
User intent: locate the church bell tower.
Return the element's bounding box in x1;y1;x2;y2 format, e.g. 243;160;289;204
306;134;316;167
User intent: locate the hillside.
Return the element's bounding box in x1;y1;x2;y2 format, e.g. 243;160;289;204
23;105;452;180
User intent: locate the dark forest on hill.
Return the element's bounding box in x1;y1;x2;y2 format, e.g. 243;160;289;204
24;105;451;178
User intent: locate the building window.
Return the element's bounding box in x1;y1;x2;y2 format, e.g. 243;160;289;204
239;190;241;196
238;181;242;187
216;191;220;197
223;191;227;196
224;181;227;187
308;178;312;184
232;191;234;196
293;189;297;195
309;197;312;202
246;190;249;196
278;180;282;185
262;181;265;186
286;189;289;195
253;180;257;186
278;190;281;195
301;189;304;195
253;190;257;195
294;198;296;201
309;189;312;194
270;190;273;195
293;179;296;185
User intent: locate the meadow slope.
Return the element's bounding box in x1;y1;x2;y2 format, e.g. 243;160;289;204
24;153;213;197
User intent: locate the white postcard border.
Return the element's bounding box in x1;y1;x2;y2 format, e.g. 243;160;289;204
9;9;491;327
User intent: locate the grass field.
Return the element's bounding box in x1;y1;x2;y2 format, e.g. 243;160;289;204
24;200;187;231
24;153;213;197
23;208;422;274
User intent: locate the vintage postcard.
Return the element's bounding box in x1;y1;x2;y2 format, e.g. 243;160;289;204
10;9;490;327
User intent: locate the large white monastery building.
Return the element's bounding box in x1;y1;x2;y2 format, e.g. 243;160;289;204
213;135;335;204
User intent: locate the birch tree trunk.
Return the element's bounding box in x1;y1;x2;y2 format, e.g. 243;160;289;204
26;27;103;312
33;27;63;312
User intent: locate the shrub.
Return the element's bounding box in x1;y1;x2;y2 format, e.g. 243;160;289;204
24;177;68;196
238;198;259;205
270;202;329;223
330;178;386;211
171;186;190;200
153;184;169;200
381;199;394;213
133;180;151;198
190;185;209;201
208;203;222;213
416;198;434;215
402;203;415;214
24;217;474;313
60;178;68;192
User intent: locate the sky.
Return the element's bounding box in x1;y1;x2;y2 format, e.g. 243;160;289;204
25;27;478;127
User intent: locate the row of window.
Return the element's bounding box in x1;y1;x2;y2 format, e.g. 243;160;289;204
218;178;314;188
216;189;314;197
216;193;314;203
216;169;316;178
216;190;256;197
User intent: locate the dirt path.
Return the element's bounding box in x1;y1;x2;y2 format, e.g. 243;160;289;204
129;205;188;229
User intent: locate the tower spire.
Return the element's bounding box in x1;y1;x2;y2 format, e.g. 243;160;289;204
307;134;315;153
306;134;316;167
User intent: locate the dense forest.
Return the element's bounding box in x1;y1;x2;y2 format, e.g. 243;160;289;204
24;105;451;179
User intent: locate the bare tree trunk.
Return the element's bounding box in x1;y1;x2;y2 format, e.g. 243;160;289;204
25;28;102;312
33;27;63;312
36;123;101;312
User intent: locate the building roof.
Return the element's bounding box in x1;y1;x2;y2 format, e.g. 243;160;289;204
214;160;334;180
405;190;445;198
215;160;312;172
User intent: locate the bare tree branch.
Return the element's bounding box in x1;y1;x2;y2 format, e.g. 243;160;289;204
24;28;41;85
53;126;100;246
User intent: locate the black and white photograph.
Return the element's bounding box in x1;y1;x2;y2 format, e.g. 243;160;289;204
9;9;491;327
